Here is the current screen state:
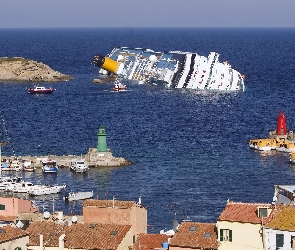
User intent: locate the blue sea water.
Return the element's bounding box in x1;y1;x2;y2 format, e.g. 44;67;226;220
1;27;295;233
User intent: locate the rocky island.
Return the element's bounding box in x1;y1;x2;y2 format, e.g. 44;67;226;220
0;57;73;82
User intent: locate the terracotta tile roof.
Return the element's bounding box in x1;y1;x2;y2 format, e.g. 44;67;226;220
218;202;273;224
0;215;17;222
83;199;136;209
0;225;28;243
168;222;219;249
133;233;171;250
26;221;131;249
265;205;295;231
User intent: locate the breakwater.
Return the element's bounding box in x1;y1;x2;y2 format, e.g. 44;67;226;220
1;148;133;169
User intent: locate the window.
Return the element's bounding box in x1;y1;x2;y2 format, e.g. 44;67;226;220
276;234;284;248
220;229;232;242
258;208;268;218
0;204;5;210
291;235;295;248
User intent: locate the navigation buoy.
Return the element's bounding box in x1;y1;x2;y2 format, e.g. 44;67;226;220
276;111;287;135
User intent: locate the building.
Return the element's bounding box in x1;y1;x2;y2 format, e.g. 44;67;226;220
263;205;295;250
133;233;171;250
0;225;29;250
217;201;275;250
168;221;219;250
83;198;147;242
26;221;133;250
0;197;39;216
273;185;295;205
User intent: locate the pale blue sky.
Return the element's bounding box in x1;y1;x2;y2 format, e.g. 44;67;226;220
1;0;295;28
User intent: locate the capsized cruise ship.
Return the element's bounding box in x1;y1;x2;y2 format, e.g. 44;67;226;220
92;47;245;91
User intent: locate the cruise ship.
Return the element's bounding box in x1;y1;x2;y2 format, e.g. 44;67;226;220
92;47;245;91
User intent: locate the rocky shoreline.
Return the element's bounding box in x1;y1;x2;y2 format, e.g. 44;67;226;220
0;57;73;82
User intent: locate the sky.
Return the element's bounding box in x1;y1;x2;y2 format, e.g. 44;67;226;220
0;0;295;28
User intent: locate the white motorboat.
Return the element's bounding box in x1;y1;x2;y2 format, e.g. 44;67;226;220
69;159;88;173
9;181;36;193
63;191;93;201
10;181;37;193
27;184;66;196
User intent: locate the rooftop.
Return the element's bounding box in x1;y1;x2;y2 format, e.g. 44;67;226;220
26;221;131;249
218;201;273;224
0;225;28;243
265;205;295;231
133;233;171;250
83;199;137;209
169;222;219;249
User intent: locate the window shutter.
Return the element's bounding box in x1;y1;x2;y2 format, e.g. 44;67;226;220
229;230;232;242
219;229;223;241
276;234;284;247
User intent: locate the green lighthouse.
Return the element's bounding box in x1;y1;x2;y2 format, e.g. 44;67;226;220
97;125;107;152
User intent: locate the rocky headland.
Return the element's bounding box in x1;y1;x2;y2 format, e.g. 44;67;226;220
0;57;73;82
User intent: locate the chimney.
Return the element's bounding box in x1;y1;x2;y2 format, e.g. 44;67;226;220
59;234;65;250
40;234;43;250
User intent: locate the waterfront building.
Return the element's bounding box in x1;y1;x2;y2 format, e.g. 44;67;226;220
26;221;132;250
83;198;147;242
168;221;219;250
263;205;295;250
0;225;29;250
217;201;274;250
133;233;171;250
0;197;39;216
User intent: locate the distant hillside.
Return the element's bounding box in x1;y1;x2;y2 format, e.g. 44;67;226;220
0;57;73;82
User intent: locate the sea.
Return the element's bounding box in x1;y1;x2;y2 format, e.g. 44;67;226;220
0;27;295;233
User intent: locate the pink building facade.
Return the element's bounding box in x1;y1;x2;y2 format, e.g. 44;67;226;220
0;197;39;216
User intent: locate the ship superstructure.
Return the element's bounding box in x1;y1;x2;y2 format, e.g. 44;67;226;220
92;47;245;91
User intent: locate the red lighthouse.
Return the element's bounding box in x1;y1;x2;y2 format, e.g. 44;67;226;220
276;111;287;135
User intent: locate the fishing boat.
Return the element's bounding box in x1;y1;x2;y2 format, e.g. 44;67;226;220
0;161;21;171
92;47;245;91
63;191;93;201
22;160;35;172
111;81;127;91
69;159;88;173
27;86;55;94
42;159;58;173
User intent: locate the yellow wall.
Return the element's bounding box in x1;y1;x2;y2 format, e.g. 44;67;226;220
217;221;263;250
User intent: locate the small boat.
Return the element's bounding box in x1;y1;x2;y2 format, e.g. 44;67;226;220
27;86;55;94
290;151;295;164
0;161;21;171
111;81;127;91
256;139;276;151
276;142;295;153
63;191;94;201
42;159;58;173
69;159;88;173
22;160;35;172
